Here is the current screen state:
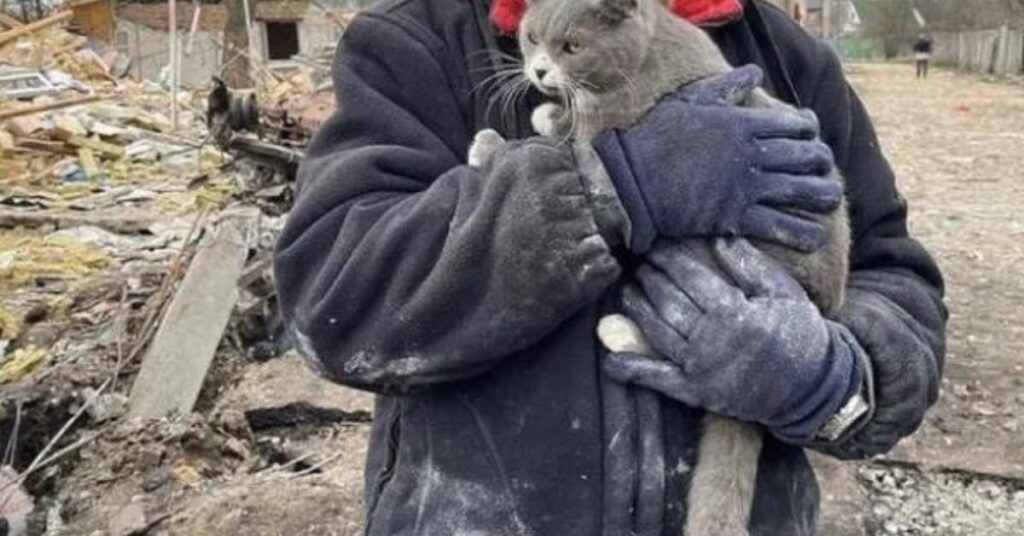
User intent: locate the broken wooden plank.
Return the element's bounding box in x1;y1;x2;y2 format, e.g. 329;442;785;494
0;10;72;47
54;115;88;140
0;94;104;122
68;135;121;159
0;208;153;234
5;116;42;137
128;210;257;419
0;129;14;157
16;138;77;156
77;147;99;176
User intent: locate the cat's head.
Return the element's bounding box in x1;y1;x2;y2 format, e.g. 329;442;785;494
519;0;654;96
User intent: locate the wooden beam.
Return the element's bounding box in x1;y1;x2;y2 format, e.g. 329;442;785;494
16;138;78;156
0;94;104;121
128;210;257;419
77;147;100;176
68;135;123;159
0;10;73;47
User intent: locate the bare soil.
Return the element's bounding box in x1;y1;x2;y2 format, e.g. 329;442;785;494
814;62;1024;536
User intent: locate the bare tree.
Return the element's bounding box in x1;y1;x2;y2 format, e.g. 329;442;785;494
857;0;915;57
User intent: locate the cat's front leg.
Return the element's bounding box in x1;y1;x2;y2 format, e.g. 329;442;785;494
467;128;507;169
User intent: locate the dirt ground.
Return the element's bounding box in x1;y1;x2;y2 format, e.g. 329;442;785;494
813;62;1024;535
846;63;1024;478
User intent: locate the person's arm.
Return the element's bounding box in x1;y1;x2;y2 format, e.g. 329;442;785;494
604;36;947;452
801;45;947;457
274;13;619;393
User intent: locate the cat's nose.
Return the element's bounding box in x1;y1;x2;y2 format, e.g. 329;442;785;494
534;68;549;80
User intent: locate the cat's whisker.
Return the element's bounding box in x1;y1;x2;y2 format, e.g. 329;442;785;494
472;67;526;96
616;67;641;109
485;75;530;129
490;76;531;129
560;81;585;142
469;48;524;66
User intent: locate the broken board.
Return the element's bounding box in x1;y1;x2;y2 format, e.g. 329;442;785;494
128;210;256;419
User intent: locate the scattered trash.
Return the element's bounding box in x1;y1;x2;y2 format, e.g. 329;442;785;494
0;345;49;384
0;68;62;100
0;466;34;536
0;7;339;535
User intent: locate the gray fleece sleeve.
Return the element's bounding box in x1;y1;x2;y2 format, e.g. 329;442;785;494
274;14;620;392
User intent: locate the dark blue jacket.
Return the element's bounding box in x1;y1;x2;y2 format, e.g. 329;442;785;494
274;1;947;534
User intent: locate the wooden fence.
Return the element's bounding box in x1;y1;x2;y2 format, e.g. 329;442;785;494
931;25;1024;76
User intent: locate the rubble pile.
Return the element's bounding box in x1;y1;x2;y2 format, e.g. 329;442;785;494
0;12;370;536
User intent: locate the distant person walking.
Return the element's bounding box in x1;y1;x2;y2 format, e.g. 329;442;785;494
914;34;933;78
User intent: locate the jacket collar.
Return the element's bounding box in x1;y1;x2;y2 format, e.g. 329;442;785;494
490;0;745;35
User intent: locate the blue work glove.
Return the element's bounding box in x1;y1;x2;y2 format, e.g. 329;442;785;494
604;239;869;445
592;65;843;254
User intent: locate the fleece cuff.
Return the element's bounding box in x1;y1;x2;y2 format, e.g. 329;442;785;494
769;323;871;446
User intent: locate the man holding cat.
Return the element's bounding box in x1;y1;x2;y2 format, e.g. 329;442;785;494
274;0;946;534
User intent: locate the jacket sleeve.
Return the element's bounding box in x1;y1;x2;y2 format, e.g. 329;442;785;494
273;13;619;392
797;45;947;458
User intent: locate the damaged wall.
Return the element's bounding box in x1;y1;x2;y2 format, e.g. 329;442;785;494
114;18;222;87
113;1;353;88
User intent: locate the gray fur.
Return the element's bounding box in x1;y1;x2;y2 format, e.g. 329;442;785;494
468;0;851;534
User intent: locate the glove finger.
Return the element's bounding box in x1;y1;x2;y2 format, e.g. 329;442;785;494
646;244;742;310
754;139;835;176
741;205;829;253
676;64;764;106
635;265;703;335
603;352;703;407
757;172;843;214
621;284;693;357
712;238;805;299
748;107;820;140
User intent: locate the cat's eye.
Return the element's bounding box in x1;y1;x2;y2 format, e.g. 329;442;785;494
527;32;539;45
563;39;584;55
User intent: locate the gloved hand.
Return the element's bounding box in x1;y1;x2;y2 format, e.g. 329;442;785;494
604;239;869;444
592;65;843;254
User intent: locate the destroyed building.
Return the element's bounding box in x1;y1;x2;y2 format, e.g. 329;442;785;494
0;5;374;534
115;0;366;87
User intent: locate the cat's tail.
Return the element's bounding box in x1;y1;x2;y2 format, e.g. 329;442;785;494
686;415;761;536
596;314;760;536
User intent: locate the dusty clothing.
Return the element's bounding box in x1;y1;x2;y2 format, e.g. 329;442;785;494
273;0;947;534
913;38;933;58
914;38;933;78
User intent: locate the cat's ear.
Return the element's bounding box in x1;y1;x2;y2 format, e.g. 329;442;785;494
595;0;638;24
598;0;634;24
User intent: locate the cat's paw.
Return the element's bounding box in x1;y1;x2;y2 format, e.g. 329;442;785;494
531;103;564;137
597;315;653;354
468;128;506;168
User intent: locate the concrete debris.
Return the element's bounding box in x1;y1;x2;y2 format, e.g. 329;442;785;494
859;464;1024;536
0;466;33;536
128;209;257;419
108;502;146;536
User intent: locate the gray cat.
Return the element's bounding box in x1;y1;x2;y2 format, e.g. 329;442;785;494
468;0;850;534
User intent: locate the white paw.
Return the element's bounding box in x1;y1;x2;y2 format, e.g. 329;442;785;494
468;128;506;168
531;103;563;137
597;314;653;354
